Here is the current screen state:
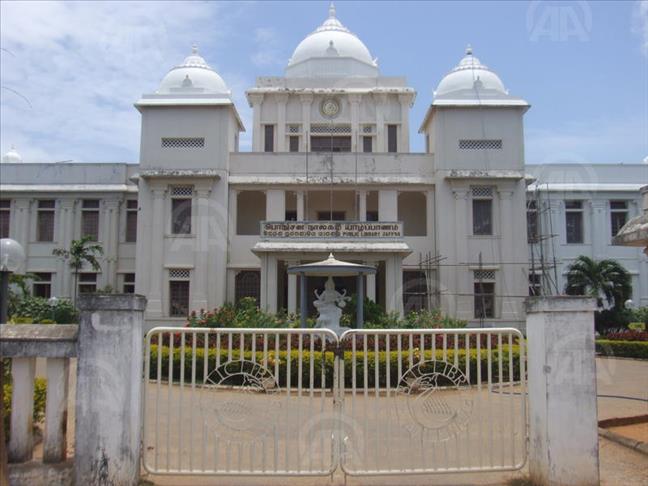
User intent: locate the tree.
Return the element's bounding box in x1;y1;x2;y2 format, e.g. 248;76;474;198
52;236;103;306
565;256;632;332
565;256;632;308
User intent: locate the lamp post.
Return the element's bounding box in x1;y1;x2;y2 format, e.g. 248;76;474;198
0;238;26;324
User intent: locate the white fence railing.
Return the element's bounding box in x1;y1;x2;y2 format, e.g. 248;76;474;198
142;327;527;477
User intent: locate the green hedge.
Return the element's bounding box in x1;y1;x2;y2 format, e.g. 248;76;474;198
595;340;648;359
148;345;523;388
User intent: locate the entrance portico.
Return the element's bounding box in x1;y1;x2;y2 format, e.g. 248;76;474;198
252;235;411;317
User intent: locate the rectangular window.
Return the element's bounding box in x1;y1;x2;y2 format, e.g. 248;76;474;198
125;199;138;242
264;124;275;152
32;272;52;299
527;200;539;243
37;200;55;242
289;135;299;152
610;200;628;238
565;200;584;244
169;268;190;317
403;270;428;313
317;211;345;221
362;136;373;153
81;199;100;241
161;137;204;148
171;186;192;235
122;273;135;294
0;200;10;238
310;136;351;152
474;271;496;319
459;139;503;150
387;125;398;153
285;210;297;221
78;273;97;294
472;200;493;235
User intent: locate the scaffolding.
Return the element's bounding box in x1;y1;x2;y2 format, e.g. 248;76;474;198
527;183;560;296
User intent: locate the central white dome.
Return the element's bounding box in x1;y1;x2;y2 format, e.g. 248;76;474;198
157;45;230;96
286;3;378;78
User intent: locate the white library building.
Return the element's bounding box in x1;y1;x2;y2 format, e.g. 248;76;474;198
1;4;647;329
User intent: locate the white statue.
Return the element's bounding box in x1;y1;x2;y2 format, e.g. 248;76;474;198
313;276;350;335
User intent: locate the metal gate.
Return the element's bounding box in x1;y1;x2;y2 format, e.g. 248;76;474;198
142;327;526;477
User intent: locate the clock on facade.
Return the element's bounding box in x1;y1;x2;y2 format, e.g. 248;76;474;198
320;98;340;118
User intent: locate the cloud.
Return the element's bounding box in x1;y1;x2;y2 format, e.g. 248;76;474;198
633;0;648;56
0;1;246;162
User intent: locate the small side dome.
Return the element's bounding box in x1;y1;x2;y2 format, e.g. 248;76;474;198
435;46;507;97
157;45;230;95
286;2;378;78
2;145;23;163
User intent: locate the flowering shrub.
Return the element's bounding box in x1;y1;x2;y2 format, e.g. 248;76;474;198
187;297;300;329
602;330;648;342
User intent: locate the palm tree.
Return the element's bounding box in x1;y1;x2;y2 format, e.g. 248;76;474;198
53;236;103;306
565;256;632;309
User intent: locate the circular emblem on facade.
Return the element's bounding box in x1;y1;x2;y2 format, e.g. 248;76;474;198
200;359;280;442
320;97;340;118
395;360;473;442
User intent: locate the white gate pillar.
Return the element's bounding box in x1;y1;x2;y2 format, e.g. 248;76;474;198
74;294;147;486
526;296;599;486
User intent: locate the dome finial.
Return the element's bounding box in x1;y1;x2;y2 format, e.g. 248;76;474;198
465;44;473;56
328;1;336;18
191;43;198;55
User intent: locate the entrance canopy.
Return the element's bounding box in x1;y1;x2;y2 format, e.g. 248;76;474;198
288;253;376;329
287;253;376;276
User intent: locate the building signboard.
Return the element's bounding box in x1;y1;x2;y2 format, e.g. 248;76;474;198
261;221;403;239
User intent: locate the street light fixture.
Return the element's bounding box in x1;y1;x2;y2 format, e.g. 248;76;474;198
0;238;26;324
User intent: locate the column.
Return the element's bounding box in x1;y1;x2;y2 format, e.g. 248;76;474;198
589;200;606;259
365;260;376;302
193;188;210;310
57;199;76;298
266;189;285;221
276;93;288;152
147;187;165;317
74;294;147;486
349;94;361;152
296;191;305;221
357;190;367;221
451;187;470;319
265;255;278;313
300;272;307;327
498;188;517;321
378;189;398;221
102;199;120;290
526;297;599;486
385;254;404;316
287;260;298;315
398;93;411;153
426;189;435;244
300;94;313;150
374;93;387;152
249;93;264;152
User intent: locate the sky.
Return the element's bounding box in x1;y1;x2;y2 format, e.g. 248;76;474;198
1;0;647;165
